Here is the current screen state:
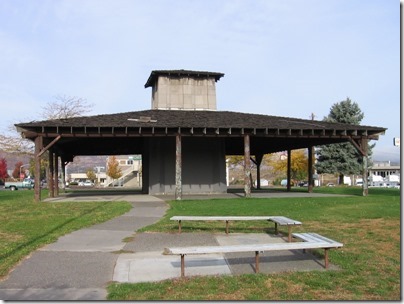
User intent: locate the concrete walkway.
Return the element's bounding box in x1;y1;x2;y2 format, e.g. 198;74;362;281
0;191;339;300
0;194;168;300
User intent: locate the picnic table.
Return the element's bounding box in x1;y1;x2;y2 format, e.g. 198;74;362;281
170;215;302;242
164;232;343;277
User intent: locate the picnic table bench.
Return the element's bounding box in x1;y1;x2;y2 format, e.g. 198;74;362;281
170;216;302;242
163;232;343;277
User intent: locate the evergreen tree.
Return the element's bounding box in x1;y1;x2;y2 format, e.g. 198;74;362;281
315;98;373;184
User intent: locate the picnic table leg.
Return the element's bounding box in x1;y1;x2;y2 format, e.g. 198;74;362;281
324;249;329;269
178;220;182;234
255;251;260;273
274;223;278;235
225;221;229;234
181;254;185;277
288;226;292;242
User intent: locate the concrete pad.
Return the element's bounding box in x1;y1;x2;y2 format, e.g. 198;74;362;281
123;232;219;252
113;251;231;283
215;233;283;246
40;229;132;252
224;250;336;275
214;233;338;274
0;251;117;289
0;288;107;301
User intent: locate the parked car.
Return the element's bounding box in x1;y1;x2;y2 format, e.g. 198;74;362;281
5;178;34;191
78;180;94;187
327;183;335;187
298;181;308;187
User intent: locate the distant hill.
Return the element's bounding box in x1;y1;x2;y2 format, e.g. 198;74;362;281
66;156;108;174
0;150;108;174
0;150;32;169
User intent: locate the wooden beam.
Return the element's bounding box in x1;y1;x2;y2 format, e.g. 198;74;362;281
287;149;291;192
348;137;366;156
38;135;61;157
361;138;369;196
48;151;54;198
54;153;59;196
175;134;182;200
244;134;251;197
34;136;43;202
308;146;313;193
349;137;369;196
61;157;67;192
255;154;263;190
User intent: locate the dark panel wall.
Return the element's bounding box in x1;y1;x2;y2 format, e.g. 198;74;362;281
147;137;227;195
182;137;227;194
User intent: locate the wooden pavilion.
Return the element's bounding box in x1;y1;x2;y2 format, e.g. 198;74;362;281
15;70;386;201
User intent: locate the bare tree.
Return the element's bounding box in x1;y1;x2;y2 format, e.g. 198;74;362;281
41;95;94;120
0;131;34;155
0;95;94;154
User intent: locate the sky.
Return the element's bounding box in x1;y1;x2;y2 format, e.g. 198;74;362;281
0;0;400;162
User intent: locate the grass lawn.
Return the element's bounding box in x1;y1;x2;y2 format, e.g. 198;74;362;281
0;189;131;279
107;187;400;301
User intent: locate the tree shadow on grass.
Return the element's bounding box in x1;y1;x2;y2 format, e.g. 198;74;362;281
0;203;109;270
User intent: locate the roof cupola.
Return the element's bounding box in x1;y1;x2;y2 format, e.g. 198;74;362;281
145;69;224;111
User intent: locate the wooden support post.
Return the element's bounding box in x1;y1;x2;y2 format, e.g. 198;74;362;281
48;151;54;198
34;136;43;202
61;159;67;193
274;223;278;235
225;221;229;234
244;134;251;197
348;137;369;196
361;138;369;196
178;220;182;234
288;226;292;243
255;251;260;273
175;134;182;200
181;254;185;277
54;154;59;196
308;146;314;193
255;154;263;190
324;249;329;269
287;149;291;192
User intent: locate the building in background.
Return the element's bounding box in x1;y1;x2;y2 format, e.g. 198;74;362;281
368;161;400;188
68;155;142;188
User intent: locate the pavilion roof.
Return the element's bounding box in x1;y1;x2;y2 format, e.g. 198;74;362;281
16;109;386;137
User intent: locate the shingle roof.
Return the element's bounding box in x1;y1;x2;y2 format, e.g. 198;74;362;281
144;70;225;88
16;109;385;132
14;109;387;157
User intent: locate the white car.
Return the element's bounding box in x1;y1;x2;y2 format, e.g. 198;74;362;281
79;180;94;187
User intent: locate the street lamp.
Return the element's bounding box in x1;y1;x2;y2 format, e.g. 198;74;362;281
19;164;30;180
